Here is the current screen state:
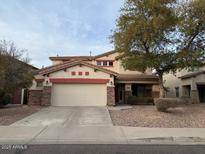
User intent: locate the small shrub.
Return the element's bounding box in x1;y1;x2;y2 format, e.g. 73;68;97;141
0;90;11;107
154;98;186;112
127;96;154;105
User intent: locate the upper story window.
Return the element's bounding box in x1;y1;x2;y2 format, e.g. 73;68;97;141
35;79;44;88
37;81;43;87
96;60;114;67
109;61;113;66
97;61;101;66
103;61;107;66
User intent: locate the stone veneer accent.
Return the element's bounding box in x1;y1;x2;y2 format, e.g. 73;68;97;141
152;91;160;98
28;90;42;105
107;86;115;106
41;86;52;106
191;90;200;103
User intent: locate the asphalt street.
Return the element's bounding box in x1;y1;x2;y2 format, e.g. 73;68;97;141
0;144;205;154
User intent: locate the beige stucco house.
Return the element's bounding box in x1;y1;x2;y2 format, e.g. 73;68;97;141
164;67;205;103
29;50;159;106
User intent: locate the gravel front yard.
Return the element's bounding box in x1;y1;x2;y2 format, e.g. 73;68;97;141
109;104;205;128
0;105;42;126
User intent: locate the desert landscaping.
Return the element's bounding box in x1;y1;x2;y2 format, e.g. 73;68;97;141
0;105;42;125
109;104;205;128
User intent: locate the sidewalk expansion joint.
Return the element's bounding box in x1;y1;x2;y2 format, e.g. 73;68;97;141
27;126;48;144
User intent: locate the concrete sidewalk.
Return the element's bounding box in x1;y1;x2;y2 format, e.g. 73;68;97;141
121;127;205;144
0;126;46;144
0;125;205;144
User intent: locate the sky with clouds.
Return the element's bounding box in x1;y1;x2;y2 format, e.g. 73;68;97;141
0;0;124;68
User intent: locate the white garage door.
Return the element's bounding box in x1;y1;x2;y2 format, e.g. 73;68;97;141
51;84;107;106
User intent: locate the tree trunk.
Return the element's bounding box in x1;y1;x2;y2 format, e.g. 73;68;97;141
159;73;165;98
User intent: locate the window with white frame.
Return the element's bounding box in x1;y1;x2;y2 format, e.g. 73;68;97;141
96;60;114;67
97;61;101;66
103;61;107;66
37;81;43;87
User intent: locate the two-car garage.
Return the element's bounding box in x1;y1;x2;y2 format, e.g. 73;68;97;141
51;84;107;106
30;61;117;107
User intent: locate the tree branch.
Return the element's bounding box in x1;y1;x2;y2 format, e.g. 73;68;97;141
184;23;201;50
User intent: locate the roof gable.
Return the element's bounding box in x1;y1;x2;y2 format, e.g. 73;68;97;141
38;60;118;76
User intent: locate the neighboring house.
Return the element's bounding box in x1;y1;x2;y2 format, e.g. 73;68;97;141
12;60;39;105
164;66;205;103
29;50;159;106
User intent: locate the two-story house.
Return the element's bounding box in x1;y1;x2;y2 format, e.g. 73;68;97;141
164;66;205;103
29;50;159;106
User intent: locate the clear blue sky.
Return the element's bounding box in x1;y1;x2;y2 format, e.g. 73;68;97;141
0;0;124;68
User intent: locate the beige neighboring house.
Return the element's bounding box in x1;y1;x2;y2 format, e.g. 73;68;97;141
29;50;159;106
164;66;205;103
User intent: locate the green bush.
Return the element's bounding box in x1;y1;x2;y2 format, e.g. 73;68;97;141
154;98;186;112
0;90;11;107
127;96;154;105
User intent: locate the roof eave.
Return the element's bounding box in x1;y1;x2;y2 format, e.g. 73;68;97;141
179;71;205;79
93;50;117;60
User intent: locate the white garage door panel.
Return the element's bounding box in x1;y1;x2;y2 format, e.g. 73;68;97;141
51;84;107;106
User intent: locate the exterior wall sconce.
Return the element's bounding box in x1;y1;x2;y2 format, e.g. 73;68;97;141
46;81;49;85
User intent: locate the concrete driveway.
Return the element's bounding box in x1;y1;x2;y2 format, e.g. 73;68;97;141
4;106;128;144
12;106;113;127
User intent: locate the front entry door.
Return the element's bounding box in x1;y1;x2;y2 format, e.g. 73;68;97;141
118;84;125;104
198;85;205;103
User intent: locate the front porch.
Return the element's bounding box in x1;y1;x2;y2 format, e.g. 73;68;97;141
114;74;159;105
115;83;158;105
182;84;205;103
